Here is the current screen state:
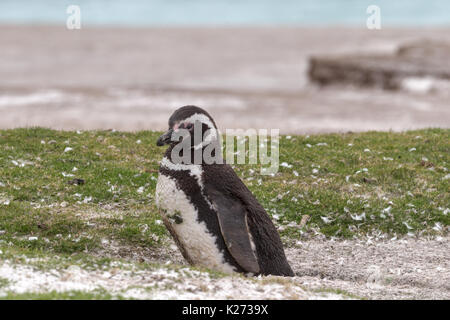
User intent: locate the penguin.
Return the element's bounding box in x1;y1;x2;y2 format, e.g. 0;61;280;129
155;105;294;276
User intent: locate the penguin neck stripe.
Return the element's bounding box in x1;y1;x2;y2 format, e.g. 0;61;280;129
160;157;203;185
160;157;215;209
161;157;202;173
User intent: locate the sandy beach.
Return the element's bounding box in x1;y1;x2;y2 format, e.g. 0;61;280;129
1;25;450;133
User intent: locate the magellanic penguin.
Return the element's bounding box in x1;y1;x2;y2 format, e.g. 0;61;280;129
155;105;294;276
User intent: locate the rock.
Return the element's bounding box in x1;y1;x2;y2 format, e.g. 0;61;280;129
308;40;450;90
67;178;85;185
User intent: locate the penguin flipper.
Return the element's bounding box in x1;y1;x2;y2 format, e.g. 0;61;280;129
206;186;260;274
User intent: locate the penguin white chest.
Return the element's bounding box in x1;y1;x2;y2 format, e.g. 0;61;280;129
155;173;235;274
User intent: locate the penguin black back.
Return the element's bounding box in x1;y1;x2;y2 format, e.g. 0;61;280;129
202;164;294;276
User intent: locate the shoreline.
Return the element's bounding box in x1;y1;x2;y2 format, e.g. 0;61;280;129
1;25;449;133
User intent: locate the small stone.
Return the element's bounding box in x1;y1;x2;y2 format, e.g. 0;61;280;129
67;178;85;185
363;177;377;184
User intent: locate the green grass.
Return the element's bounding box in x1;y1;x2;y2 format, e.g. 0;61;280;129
311;287;365;300
0;127;448;256
0;128;165;256
0;277;10;289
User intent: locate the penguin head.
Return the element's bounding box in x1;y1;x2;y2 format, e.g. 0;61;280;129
156;105;218;148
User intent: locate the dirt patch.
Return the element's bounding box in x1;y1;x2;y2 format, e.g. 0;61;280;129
286;236;449;299
93;236;449;299
1;236;448;299
93;238;185;265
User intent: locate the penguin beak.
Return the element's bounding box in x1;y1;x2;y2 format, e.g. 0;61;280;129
156;129;173;146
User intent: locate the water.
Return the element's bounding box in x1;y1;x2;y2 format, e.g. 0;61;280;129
0;0;449;26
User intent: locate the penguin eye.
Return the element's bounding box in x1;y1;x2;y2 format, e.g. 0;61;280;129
185;123;194;130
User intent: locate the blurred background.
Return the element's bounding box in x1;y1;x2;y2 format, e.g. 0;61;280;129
1;0;449;133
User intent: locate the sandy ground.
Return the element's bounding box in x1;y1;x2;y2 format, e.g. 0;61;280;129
139;237;450;300
1;236;448;299
94;235;450;299
0;259;345;300
0;25;449;133
286;237;450;299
